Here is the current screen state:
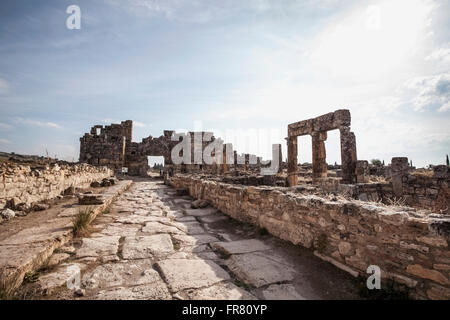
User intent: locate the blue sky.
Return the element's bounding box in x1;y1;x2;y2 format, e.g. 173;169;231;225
0;0;449;167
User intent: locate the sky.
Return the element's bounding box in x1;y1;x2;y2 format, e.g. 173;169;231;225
0;0;449;167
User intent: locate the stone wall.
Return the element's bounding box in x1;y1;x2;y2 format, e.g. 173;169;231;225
400;168;449;214
169;174;450;299
0;162;112;209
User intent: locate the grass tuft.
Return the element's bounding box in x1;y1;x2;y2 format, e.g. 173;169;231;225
72;207;94;237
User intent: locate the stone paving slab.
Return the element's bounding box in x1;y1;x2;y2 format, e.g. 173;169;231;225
76;236;121;259
94;283;171;300
260;284;305;300
122;234;174;259
156;259;231;292
172;234;220;246
115;215;170;225
185;282;257;300
82;259;161;290
198;215;229;224
37;263;86;295
211;239;271;256
226;252;296;288
184;208;218;217
141;221;183;235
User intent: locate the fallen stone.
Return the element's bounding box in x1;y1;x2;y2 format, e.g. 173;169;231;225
63;186;75;195
78;194;104;205
191;199;209;209
90;181;101;188
156;259;230;292
101;179;111;187
33;203;50;211
0;208;16;220
15;203;32;213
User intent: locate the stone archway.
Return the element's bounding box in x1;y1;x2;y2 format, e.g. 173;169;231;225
287;109;357;186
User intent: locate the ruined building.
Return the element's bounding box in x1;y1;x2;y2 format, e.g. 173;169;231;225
79;120;264;176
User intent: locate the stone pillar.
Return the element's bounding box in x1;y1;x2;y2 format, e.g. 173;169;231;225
391;157;409;197
312;131;327;180
287;136;298;187
221;144;229;174
356;160;369;183
274;143;283;173
244;154;249;172
340;127;357;184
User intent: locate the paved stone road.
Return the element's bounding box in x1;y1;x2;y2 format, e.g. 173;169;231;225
30;178;360;300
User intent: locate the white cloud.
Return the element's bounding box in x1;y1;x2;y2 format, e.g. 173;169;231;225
0;78;10;94
425;46;450;63
403;71;450;112
108;0;349;23
0;138;11;144
0;123;13;130
14;118;62;129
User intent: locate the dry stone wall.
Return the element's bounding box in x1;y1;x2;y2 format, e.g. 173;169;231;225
169;174;450;300
0;162;112;209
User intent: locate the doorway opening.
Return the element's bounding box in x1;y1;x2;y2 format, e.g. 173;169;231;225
148;156;164;171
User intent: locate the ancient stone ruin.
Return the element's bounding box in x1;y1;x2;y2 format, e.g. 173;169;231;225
0;109;449;301
287;109;357;186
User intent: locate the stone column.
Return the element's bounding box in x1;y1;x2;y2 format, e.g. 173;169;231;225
340;127;357;184
356;160;369;183
243;154;249;172
221;144;231;174
391;157;409;197
287;136;298;187
274;143;283;173
312;131;327;180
